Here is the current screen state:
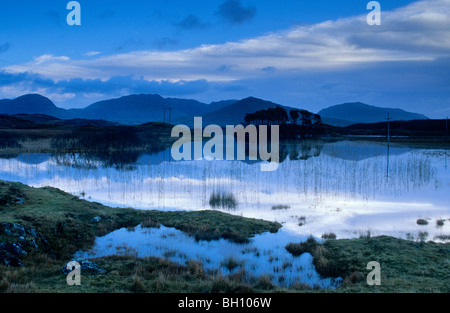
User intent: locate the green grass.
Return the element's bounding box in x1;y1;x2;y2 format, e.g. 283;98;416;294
0;181;280;251
2;180;449;293
0;180;283;293
286;235;450;292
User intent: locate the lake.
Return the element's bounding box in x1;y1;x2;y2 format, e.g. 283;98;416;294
1;139;449;287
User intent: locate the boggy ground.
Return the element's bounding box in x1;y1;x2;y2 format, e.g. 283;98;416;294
0;180;449;293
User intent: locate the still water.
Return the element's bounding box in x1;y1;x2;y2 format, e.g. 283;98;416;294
1;140;449;287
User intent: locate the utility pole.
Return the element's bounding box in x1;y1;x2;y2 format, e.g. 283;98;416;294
386;113;391;179
446;117;448;142
386;113;391;148
163;108;173;124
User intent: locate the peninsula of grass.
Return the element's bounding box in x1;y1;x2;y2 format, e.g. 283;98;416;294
0;180;281;257
286;235;450;292
0;180;286;292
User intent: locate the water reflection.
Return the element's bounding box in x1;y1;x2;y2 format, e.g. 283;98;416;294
0;140;449;241
75;225;342;289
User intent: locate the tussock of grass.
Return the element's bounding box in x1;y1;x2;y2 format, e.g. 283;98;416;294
285;236;319;257
321;233;337;240
209;191;238;210
271;205;290;210
417;218;429;226
221;257;243;272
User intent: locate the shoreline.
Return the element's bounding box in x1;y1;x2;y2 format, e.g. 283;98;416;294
0;180;449;293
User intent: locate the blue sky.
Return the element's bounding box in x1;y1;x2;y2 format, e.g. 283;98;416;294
0;0;449;118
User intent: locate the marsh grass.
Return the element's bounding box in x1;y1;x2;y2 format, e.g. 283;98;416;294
298;216;306;226
417;218;429;226
221;257;243;272
0;180;286;293
286;235;450;292
271;205;290;210
321;233;337;240
209;191;238;210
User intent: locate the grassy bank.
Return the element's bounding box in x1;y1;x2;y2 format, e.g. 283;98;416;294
286;235;450;292
1;180;449;293
0;180;283;292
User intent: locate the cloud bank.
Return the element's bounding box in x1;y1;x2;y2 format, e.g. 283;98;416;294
1;0;449;115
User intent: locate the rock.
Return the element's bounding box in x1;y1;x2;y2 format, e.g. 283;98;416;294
1;223;48;246
91;216;102;223
62;259;107;275
0;242;27;257
0;223;50;264
0;250;22;267
14;198;24;204
0;242;27;267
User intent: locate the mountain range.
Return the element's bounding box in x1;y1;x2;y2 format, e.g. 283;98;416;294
0;94;428;127
318;102;428;126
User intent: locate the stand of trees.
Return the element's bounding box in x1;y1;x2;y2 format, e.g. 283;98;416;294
243;106;324;139
244;106;322;128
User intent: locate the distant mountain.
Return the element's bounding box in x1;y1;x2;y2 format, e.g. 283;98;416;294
6;94;429;129
13;114;117;127
0;94;314;127
177;96;296;127
68;94;210;125
0;94;73;119
206;100;238;113
318;102;428;126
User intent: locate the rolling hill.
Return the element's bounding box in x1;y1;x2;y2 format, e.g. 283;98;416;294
174;97;298;127
0;94;73;119
68;94;211;125
0;94;431;128
318;102;428;126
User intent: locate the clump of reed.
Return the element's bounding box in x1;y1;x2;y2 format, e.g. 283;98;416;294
416;218;428;226
209;191;238;210
271;205;290;210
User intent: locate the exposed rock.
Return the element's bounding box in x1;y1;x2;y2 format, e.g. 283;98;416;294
0;223;50;267
0;250;22;267
0;242;27;257
1;222;48;246
91;216;101;223
62;258;107;275
14;198;24;204
0;242;28;267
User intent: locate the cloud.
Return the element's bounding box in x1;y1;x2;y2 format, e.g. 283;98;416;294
0;70;211;106
0;43;10;54
1;0;449;115
174;14;209;31
85;51;102;57
5;0;446;83
216;0;256;24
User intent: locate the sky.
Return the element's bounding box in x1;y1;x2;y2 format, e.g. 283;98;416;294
0;0;449;118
